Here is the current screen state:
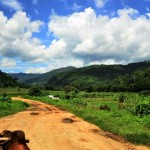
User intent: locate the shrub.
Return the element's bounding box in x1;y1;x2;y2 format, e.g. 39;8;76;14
28;86;43;96
118;94;127;103
0;93;12;103
135;104;150;117
139;90;150;96
99;105;111;111
64;86;79;99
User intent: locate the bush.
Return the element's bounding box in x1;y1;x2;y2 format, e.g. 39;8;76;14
118;94;127;103
99;105;111;111
28;86;43;96
139;90;150;96
0;93;12;103
135;104;150;117
64;86;79;99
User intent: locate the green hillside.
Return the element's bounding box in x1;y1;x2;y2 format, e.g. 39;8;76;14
9;66;76;85
9;73;40;83
0;70;18;87
46;61;150;92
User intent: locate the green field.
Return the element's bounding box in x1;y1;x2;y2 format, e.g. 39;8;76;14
24;91;150;146
0;87;29;96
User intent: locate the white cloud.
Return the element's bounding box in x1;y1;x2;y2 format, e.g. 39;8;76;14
0;0;23;11
0;11;81;72
72;3;82;11
1;7;150;73
49;7;150;64
94;0;107;8
0;11;45;62
25;58;83;73
0;58;16;68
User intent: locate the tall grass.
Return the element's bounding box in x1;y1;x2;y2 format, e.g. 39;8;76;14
0;99;29;118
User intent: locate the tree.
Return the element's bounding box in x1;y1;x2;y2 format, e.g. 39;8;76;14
28;86;43;96
64;86;79;99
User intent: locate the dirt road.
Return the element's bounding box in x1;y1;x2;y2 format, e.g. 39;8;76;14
0;97;149;150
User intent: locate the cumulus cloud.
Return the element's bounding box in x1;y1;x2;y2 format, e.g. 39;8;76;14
0;0;23;11
0;11;45;62
0;58;16;68
25;58;83;73
49;7;150;65
1;7;150;73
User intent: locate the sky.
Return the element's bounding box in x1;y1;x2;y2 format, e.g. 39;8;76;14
0;0;150;73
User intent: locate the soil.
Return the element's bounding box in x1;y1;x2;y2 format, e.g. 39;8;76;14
0;97;149;150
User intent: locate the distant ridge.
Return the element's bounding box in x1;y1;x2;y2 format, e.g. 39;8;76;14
9;66;76;85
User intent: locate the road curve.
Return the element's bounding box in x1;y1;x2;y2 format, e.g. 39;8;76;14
0;97;149;150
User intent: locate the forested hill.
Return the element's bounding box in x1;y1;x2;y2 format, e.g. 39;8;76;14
0;70;18;87
9;73;40;83
24;66;76;85
9;66;76;85
46;61;150;92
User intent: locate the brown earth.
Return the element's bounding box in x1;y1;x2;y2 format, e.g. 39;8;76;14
0;97;149;150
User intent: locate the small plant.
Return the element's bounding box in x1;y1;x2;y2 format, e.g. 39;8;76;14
99;105;111;111
0;93;12;103
3;93;7;99
118;93;127;103
28;86;43;96
75;99;88;107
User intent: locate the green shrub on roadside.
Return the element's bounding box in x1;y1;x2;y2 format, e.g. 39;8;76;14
0;93;12;103
28;86;43;96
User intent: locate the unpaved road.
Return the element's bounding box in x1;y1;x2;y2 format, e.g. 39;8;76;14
0;97;149;150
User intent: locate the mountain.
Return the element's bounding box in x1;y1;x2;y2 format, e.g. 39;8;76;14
46;61;150;92
9;73;40;83
0;70;18;87
9;66;76;85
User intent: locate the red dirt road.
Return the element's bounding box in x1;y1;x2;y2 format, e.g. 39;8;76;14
0;97;149;150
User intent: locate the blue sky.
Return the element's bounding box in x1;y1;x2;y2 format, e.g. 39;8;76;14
0;0;150;73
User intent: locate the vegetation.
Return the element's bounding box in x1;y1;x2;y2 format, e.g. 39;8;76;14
0;87;29;96
46;61;150;92
25;91;150;146
28;86;43;96
0;95;29;118
64;86;79;99
1;61;150;146
0;70;18;87
9;66;75;85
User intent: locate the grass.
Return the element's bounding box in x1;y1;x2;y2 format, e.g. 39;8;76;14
24;92;150;147
0;98;29;118
0;87;29;96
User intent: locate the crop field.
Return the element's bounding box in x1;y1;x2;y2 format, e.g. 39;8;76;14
25;91;150;146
